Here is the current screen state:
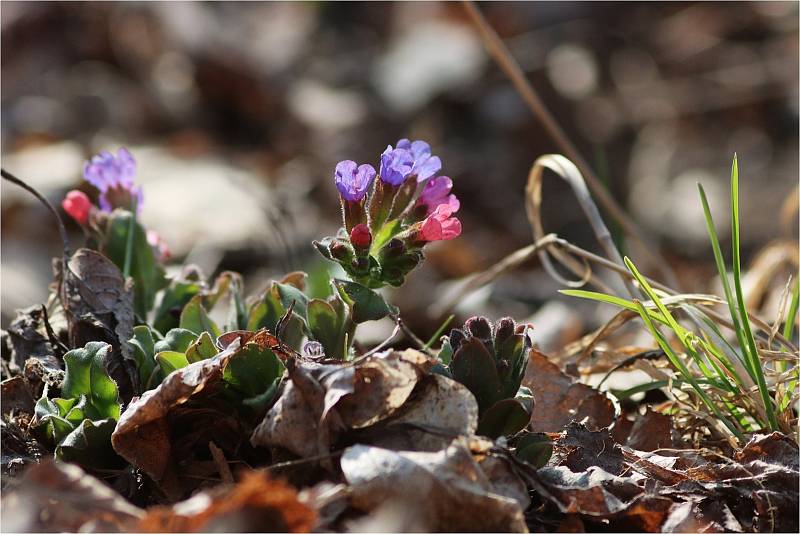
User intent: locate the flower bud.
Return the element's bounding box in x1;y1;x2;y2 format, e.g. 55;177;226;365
465;316;492;340
330;241;353;262
62;190;92;225
349;223;372;250
494;317;516;346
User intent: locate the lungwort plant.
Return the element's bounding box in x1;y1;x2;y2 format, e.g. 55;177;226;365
564;155;798;443
18;138;541;467
438;316;534;439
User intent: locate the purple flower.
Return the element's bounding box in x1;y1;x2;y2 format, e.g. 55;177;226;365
335;160;376;201
417;176;459;215
379;146;414;186
83;148;142;212
397;139;441;182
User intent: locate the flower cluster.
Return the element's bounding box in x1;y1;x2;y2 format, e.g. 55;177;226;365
62;148;143;224
315;139;461;288
62;147;169;262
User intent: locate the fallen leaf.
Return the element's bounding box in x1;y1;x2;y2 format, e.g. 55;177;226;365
0;460;143;532
524;350;614;432
557;422;625;475
251;349;431;459
137;470;315;533
366;373;479;452
340;441;529;532
61;248;137;401
111;340;242;494
1;376;36;416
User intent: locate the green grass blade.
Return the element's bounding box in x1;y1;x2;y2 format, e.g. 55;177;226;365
560;289;668;324
697;182;753;377
783;276;799;342
624;258;722;382
632;298;744;441
423;314;455;349
729;155;778;430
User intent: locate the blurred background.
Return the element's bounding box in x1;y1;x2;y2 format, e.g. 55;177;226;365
2;2;798;348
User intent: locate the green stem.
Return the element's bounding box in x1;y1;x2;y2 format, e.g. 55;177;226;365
123;199;137;279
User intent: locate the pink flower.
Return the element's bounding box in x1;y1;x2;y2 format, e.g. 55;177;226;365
147;230;171;262
419;204;461;242
349;223;372;249
62;190;92;225
416;176;459;215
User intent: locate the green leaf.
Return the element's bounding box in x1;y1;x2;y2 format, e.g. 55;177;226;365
180;296;221;338
334;279;398;323
104;210;167;317
477;398;531;439
153;279;203;334
515;432;552;468
155;351;190;376
34;397;78;444
449;337;504;413
242;380;280;412
128;325;158;389
62;342;121;421
437;338;454;366
185;331;218;363
276;283;309;321
154;328;198;354
223;343;285;398
308;299;344;360
56;418;118;467
246;290;284;332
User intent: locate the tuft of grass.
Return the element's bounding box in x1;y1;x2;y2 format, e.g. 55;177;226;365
564;155;796;441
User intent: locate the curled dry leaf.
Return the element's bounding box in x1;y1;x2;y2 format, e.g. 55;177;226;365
367;373;478;452
6;305;54;371
61;248;137;401
111;340;241;490
340;440;530;532
556;422;625;475
1;376;36;416
523;349;614;432
0;460;144;533
611;408;684;452
137;470;315;533
250;349;431;459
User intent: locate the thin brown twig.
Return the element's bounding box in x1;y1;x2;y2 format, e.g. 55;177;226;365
461;1;680;289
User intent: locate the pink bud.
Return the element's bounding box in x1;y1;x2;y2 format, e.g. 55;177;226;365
147;230;171;262
62;190;92;225
349;223;372;249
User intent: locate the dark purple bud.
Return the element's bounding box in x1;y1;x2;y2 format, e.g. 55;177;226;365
494;317;516;346
465;316;492;340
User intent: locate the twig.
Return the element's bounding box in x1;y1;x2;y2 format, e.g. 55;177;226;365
462;1;679;289
2;169;70;258
208;441;234;483
393;315;435;357
361;322;402;358
526;154;637;298
40;304;69;356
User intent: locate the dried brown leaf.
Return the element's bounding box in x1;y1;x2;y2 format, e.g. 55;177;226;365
137;471;315;533
524;350;614;432
250;349;431;459
1;460;143;532
340;441;529;532
111;341;241;492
